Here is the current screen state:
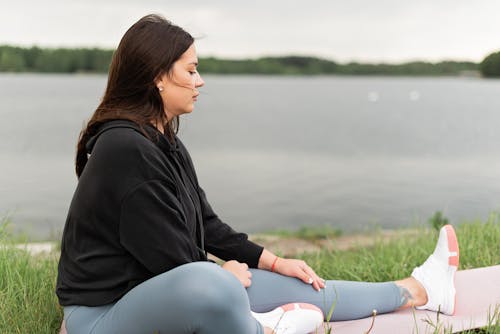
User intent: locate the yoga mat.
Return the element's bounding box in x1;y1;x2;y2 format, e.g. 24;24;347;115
318;266;500;334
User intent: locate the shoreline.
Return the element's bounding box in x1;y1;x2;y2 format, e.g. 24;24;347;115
249;228;421;257
7;227;422;258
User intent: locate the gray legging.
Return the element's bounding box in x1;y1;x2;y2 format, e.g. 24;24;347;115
63;262;401;334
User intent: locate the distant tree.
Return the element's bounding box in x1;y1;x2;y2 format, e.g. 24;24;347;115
0;44;484;76
480;51;500;77
24;46;42;70
0;46;26;71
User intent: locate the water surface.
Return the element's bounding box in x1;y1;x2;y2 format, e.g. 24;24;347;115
1;74;499;239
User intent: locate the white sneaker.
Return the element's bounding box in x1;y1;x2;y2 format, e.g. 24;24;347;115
252;303;324;334
411;224;460;315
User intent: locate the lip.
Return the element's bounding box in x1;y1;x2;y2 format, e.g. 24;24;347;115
193;94;199;101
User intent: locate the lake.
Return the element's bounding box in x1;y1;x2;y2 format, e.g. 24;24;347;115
1;73;500;239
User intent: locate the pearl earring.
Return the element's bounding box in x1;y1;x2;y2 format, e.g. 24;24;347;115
158;86;164;92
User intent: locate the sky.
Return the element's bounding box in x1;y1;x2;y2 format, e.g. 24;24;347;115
2;0;500;63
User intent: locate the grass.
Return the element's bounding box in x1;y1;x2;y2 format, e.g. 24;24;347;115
0;214;499;333
300;216;499;283
0;222;62;334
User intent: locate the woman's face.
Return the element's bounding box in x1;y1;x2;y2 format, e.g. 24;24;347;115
156;44;205;120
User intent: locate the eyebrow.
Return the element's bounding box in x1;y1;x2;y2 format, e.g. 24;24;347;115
188;61;198;66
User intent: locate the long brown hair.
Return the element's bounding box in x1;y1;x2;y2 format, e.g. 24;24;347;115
75;14;194;177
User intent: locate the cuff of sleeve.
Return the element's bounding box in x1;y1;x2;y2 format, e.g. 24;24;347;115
242;240;264;268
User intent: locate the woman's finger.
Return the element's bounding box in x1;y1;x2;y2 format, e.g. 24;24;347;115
296;267;314;285
303;266;323;291
312;272;325;289
244;275;252;287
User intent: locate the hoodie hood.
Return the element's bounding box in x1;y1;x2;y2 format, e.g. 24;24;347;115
85;120;178;154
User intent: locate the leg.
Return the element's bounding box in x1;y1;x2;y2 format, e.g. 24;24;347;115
64;262;264;334
247;270;402;321
248;224;459;320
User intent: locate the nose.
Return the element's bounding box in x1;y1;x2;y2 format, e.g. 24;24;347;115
195;72;204;88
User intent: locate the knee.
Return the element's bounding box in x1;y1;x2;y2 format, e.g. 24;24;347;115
177;262;248;314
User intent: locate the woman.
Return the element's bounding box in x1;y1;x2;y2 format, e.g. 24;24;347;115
56;14;459;334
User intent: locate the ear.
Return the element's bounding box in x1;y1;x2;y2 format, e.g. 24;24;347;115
155;71;170;87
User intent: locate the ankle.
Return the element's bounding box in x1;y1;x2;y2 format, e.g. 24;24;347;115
395;277;428;308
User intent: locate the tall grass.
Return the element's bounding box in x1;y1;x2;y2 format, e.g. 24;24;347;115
301;217;500;282
0;222;62;334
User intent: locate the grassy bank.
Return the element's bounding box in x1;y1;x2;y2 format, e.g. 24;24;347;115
0;217;499;333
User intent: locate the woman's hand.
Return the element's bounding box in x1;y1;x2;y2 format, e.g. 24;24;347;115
222;260;252;287
258;249;325;291
273;257;325;291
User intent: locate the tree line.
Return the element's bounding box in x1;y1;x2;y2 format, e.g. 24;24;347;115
1;45;499;77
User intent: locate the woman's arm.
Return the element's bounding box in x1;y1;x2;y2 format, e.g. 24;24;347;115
198;184;324;291
197;186;264;267
174;139;264;267
174;139;324;290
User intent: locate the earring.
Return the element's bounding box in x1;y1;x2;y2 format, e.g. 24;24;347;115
158;86;164;92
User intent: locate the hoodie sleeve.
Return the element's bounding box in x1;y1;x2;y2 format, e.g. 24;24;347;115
199;186;264;268
119;179;203;274
174;138;264;268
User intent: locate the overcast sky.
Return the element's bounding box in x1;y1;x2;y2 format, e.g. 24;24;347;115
2;0;500;63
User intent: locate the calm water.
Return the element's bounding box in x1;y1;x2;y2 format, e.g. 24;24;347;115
1;73;500;239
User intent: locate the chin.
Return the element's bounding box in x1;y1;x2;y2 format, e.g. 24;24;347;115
177;108;194;117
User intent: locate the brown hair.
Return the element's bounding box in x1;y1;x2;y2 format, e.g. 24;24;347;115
75;14;194;177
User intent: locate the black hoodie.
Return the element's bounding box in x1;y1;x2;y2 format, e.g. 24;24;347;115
56;120;264;306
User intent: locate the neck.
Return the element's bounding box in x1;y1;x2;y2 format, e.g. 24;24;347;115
151;120;165;134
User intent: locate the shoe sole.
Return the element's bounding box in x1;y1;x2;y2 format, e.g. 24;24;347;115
444;224;459;315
